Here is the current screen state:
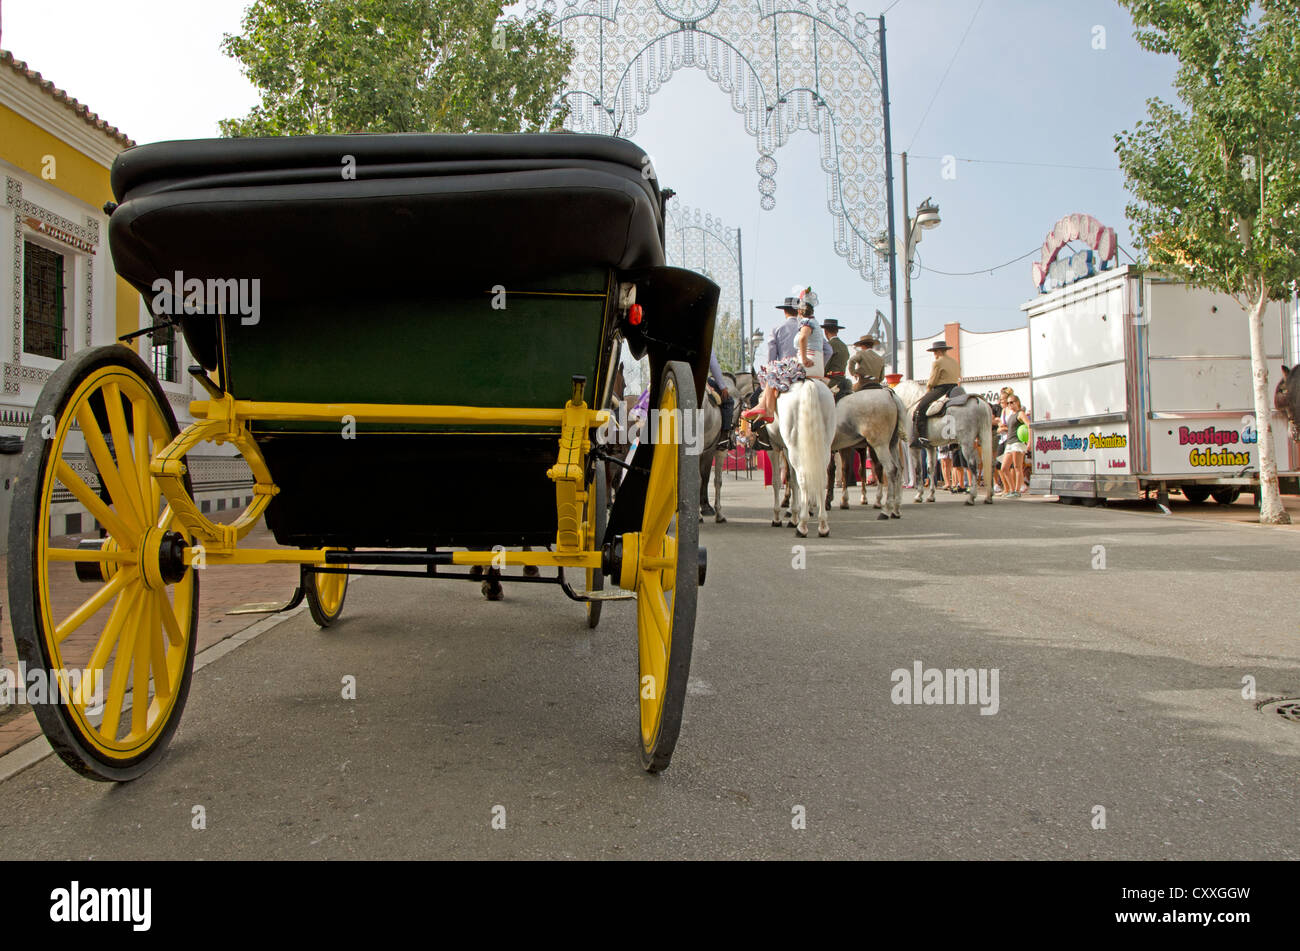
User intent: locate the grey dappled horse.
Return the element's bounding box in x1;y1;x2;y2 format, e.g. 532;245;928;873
894;379;994;506
831;388;907;519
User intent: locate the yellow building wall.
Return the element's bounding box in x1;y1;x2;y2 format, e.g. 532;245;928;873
0;102;140;342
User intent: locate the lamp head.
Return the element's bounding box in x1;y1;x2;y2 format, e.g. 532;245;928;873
915;198;941;231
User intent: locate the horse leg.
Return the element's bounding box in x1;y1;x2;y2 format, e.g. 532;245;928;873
912;446;925;503
839;450;851;509
699;452;715;519
927;446;939;501
713;446;726;522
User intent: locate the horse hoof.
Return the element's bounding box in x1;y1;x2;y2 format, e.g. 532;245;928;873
873;503;882;509
771;519;782;527
839;502;849;510
984;498;994;504
877;513;889;521
890;513;901;519
522;564;539;578
965;498;975;506
715;515;727;523
481;580;504;601
926;497;936;503
818;528;830;538
470;565;484;579
794;528;808;538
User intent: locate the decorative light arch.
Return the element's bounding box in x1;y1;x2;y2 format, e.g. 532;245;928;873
664;199;745;370
534;0;897;297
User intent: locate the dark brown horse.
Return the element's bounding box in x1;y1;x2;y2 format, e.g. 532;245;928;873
1274;364;1300;442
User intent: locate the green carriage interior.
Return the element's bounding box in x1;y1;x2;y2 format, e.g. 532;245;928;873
108;133;716;549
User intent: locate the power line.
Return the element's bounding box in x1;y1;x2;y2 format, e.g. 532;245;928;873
906;0;985;153
919;248;1038;277
906;153;1121;173
882;0;906;13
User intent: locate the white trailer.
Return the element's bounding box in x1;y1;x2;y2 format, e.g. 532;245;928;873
1023;264;1299;504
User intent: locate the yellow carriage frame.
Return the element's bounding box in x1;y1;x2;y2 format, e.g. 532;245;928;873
20;348;697;782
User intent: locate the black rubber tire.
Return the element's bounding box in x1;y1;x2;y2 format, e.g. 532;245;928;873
1211;487;1241;506
639;360;699;773
1181;485;1211;504
7;345;198;782
302;564;348;628
586;460;607;630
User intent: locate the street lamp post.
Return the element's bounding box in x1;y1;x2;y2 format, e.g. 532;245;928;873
877;152;940;379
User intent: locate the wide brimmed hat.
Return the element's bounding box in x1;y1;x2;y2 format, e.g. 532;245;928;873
853;334;878;348
927;341;953;353
775;297;801;312
821;318;842;332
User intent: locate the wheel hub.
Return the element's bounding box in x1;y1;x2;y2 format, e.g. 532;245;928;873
140;529;188;589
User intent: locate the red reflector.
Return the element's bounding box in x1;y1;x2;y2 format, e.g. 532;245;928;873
629;304;643;326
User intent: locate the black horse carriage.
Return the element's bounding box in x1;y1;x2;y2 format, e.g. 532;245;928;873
7;133;718;780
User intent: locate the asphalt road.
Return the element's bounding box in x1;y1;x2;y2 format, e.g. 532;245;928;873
0;481;1297;859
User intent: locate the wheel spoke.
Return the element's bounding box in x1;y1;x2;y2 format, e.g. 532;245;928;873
132;396;157;522
84;585;139;681
130;591;156;738
103;382;147;525
47;547;133;564
99;592;144;742
149;591;173;702
53;569;132;644
638;576;670;681
643;444;677;540
75;402;144;534
54;461;134;543
156;576;187;649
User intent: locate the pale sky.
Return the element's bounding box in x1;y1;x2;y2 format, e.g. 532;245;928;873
1;0;1178;353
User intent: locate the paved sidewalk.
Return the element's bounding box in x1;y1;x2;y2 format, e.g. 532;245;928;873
0;513;299;756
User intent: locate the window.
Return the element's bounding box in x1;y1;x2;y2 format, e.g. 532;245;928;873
151;323;178;383
23;240;66;359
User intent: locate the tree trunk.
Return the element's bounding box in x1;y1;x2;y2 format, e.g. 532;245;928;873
1247;287;1291;524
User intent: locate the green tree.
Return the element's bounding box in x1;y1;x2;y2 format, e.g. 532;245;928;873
1115;0;1300;524
219;0;572;136
713;310;742;374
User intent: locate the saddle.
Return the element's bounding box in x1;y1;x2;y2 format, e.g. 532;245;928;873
925;385;970;416
853;380;884;392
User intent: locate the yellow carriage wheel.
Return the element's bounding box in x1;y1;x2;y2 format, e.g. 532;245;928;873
635;361;700;772
302;553;348;628
7;346;198;782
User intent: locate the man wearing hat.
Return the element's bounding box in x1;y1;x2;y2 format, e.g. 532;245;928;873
848;335;885;392
821;318;851;401
911;340;961;446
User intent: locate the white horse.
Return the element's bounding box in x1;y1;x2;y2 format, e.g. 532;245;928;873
772;378;837;537
831;387;907;519
894;379;995;506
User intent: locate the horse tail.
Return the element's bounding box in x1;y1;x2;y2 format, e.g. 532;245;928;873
796;381;832;508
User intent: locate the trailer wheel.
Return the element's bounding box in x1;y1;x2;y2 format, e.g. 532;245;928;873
1181;486;1210;504
1211;487;1241;506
